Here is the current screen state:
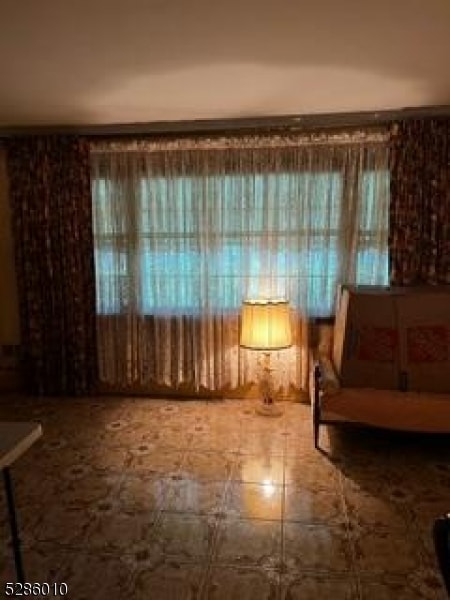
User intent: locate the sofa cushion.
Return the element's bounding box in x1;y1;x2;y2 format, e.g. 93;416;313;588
321;388;450;433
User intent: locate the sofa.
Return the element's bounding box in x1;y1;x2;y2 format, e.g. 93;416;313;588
312;285;450;449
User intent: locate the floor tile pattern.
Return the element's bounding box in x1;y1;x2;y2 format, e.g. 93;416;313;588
0;396;449;599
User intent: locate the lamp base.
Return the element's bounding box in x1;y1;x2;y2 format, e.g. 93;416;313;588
255;400;283;417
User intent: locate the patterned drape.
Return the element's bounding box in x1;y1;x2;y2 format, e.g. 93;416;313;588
6;136;98;395
389;119;450;285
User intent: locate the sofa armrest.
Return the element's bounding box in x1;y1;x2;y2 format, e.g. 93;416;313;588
312;362;323;449
312;356;341;450
317;355;341;396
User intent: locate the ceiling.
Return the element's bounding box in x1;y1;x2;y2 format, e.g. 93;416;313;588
1;0;449;127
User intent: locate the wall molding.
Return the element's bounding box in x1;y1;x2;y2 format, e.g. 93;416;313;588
1;105;450;139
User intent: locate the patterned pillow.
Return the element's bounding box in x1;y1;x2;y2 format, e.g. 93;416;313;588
356;326;398;362
407;326;449;363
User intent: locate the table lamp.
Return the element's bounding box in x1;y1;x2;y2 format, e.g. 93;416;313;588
240;299;293;416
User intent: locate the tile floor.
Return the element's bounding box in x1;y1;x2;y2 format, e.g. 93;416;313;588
0;396;449;599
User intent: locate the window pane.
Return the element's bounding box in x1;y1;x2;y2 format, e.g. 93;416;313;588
356;169;390;286
94;247;129;313
139;242;200;314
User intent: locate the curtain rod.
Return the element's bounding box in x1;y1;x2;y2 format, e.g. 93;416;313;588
1;105;449;138
90;130;390;153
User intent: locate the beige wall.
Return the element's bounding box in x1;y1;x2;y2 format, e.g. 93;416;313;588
0;145;20;344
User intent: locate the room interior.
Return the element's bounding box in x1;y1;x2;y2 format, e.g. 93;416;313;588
0;1;450;598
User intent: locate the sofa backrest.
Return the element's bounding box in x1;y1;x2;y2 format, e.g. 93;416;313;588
332;285;450;392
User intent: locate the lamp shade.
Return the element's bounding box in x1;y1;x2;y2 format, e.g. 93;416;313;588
240;299;293;350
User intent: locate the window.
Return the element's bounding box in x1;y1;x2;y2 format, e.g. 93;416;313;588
93;166;389;317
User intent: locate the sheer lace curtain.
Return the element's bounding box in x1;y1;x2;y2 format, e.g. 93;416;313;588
90;130;389;397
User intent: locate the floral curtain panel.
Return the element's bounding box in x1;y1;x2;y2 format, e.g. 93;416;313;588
90;129;390;397
6;136;98;395
389;118;450;285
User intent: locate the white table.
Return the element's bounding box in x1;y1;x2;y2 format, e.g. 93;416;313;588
1;422;43;583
